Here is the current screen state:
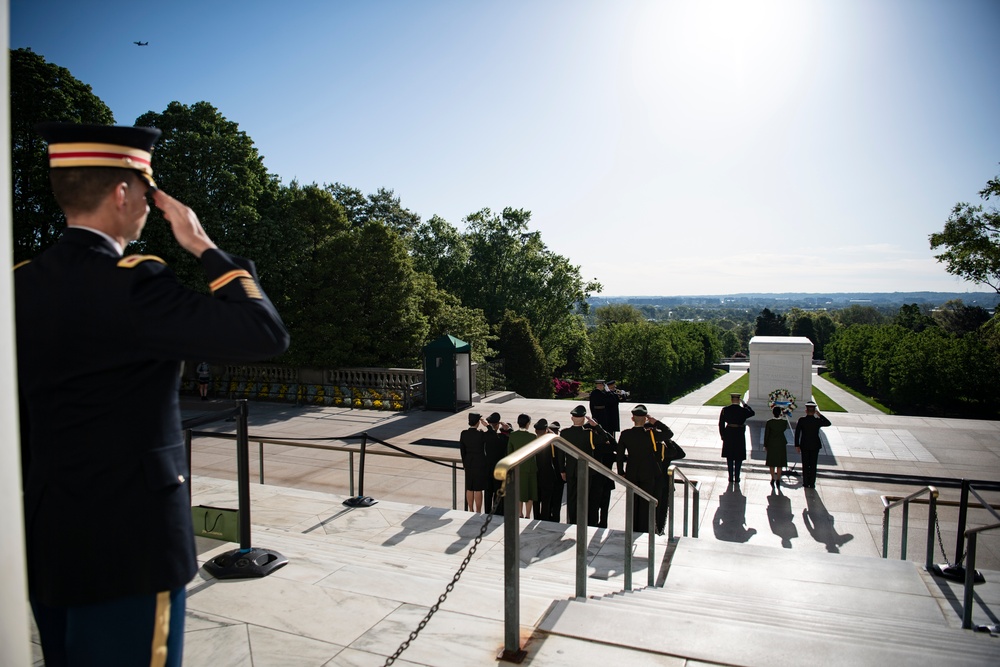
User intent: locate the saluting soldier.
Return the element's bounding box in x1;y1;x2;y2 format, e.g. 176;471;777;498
794;401;832;489
617;405;673;533
559;405;614;526
15;122;289;667
719;392;755;484
588;379;609;430
605;380;623;436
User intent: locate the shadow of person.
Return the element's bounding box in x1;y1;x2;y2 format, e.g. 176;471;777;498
803;489;854;553
713;484;757;543
767;493;798;548
444;513;503;554
382;507;453;547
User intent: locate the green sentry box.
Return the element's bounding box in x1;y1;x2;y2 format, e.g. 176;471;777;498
192;505;240;542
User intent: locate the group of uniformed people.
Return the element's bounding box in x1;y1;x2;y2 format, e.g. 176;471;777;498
459;392;682;535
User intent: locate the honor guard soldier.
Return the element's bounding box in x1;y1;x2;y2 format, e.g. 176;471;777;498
588;379;609;430
559;405;615;526
16;122;290;666
719;392;755;484
794;401;831;488
617;405;673;533
483;412;510;514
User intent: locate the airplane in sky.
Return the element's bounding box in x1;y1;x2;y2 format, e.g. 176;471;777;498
133;41;148;46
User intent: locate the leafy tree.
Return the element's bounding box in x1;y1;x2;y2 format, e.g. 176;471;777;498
496;311;552;398
791;315;817;347
408;214;470;295
754;308;789;336
133;101;281;289
933;299;991;336
930;168;1000;293
412;272;495;364
835;304;885;327
719;328;741;356
458;207;601;361
812;314;836;359
895;303;935;333
595;304;645;327
10;48;115;262
327;183;421;238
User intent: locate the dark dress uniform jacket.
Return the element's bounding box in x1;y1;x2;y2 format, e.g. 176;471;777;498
794;413;832;450
459;427;489;490
15;228;289;606
719;403;755;461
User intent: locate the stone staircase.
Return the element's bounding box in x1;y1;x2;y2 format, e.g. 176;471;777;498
537;538;1000;666
171;478;1000;665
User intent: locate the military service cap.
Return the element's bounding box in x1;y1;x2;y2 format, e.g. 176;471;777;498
36;122;162;188
570;405;587;417
631;404;648;416
486;412;502;424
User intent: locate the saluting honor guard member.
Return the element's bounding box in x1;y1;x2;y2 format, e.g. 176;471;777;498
719;392;755;484
617;405;673;533
795;401;832;489
16;122;289;666
559;404;615;526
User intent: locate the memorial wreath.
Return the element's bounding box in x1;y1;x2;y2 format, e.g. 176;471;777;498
768;388;797;416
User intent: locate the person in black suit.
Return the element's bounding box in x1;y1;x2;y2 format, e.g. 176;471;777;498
719;392;755;484
459;412;489;512
795;401;832;489
16;122;289;667
483;412;510;514
588;379;609;430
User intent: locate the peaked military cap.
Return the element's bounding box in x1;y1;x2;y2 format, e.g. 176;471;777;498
486;412;502;424
631;404;648;416
468;412;482;426
533;418;548;430
570;405;587;417
549;421;561;432
36;122;162;188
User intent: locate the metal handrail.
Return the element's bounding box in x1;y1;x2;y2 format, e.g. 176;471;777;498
880;486;938;569
667;465;700;540
493;433;660;662
962;520;1000;629
188;431;463;510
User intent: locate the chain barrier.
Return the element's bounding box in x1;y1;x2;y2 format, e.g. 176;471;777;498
382;486;505;666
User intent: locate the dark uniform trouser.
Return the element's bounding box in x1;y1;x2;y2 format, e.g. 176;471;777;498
655;476;671;534
801;447;820;487
32;586;186;667
567;473;602;526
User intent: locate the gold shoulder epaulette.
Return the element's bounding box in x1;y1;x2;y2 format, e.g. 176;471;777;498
13;260;31;271
117;254;167;269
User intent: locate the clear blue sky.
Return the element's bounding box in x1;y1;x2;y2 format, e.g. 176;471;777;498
11;0;1000;296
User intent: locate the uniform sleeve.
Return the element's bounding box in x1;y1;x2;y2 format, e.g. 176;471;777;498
719;409;727;438
819;414;832;428
794;420;803;446
123;249;289;362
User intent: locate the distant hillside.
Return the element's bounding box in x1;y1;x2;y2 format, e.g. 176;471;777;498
591;292;1000;310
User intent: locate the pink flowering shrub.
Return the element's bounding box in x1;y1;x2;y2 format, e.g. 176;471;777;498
553;378;581;398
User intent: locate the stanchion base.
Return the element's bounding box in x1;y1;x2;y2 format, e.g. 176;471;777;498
343;495;378;507
204;547;288;580
931;563;985;584
497;647;527;663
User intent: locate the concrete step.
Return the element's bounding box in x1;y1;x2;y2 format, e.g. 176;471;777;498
537;539;1000;666
539;595;999;667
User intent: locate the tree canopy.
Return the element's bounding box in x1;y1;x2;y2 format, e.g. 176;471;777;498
10;48;115;262
930;168;1000;293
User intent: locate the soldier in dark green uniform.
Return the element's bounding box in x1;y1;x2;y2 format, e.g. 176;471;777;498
16;123;289;667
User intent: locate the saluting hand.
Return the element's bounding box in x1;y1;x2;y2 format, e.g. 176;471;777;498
152;189;218;258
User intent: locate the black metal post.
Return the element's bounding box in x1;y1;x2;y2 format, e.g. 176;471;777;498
203;400;289;579
343;433;377;507
236;400;252;550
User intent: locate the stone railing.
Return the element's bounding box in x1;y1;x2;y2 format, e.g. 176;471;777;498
183;364;424;411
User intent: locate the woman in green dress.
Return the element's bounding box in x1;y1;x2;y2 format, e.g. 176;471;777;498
763;406;790;492
507;413;539;518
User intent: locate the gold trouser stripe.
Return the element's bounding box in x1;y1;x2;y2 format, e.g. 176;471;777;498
149;590;171;667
